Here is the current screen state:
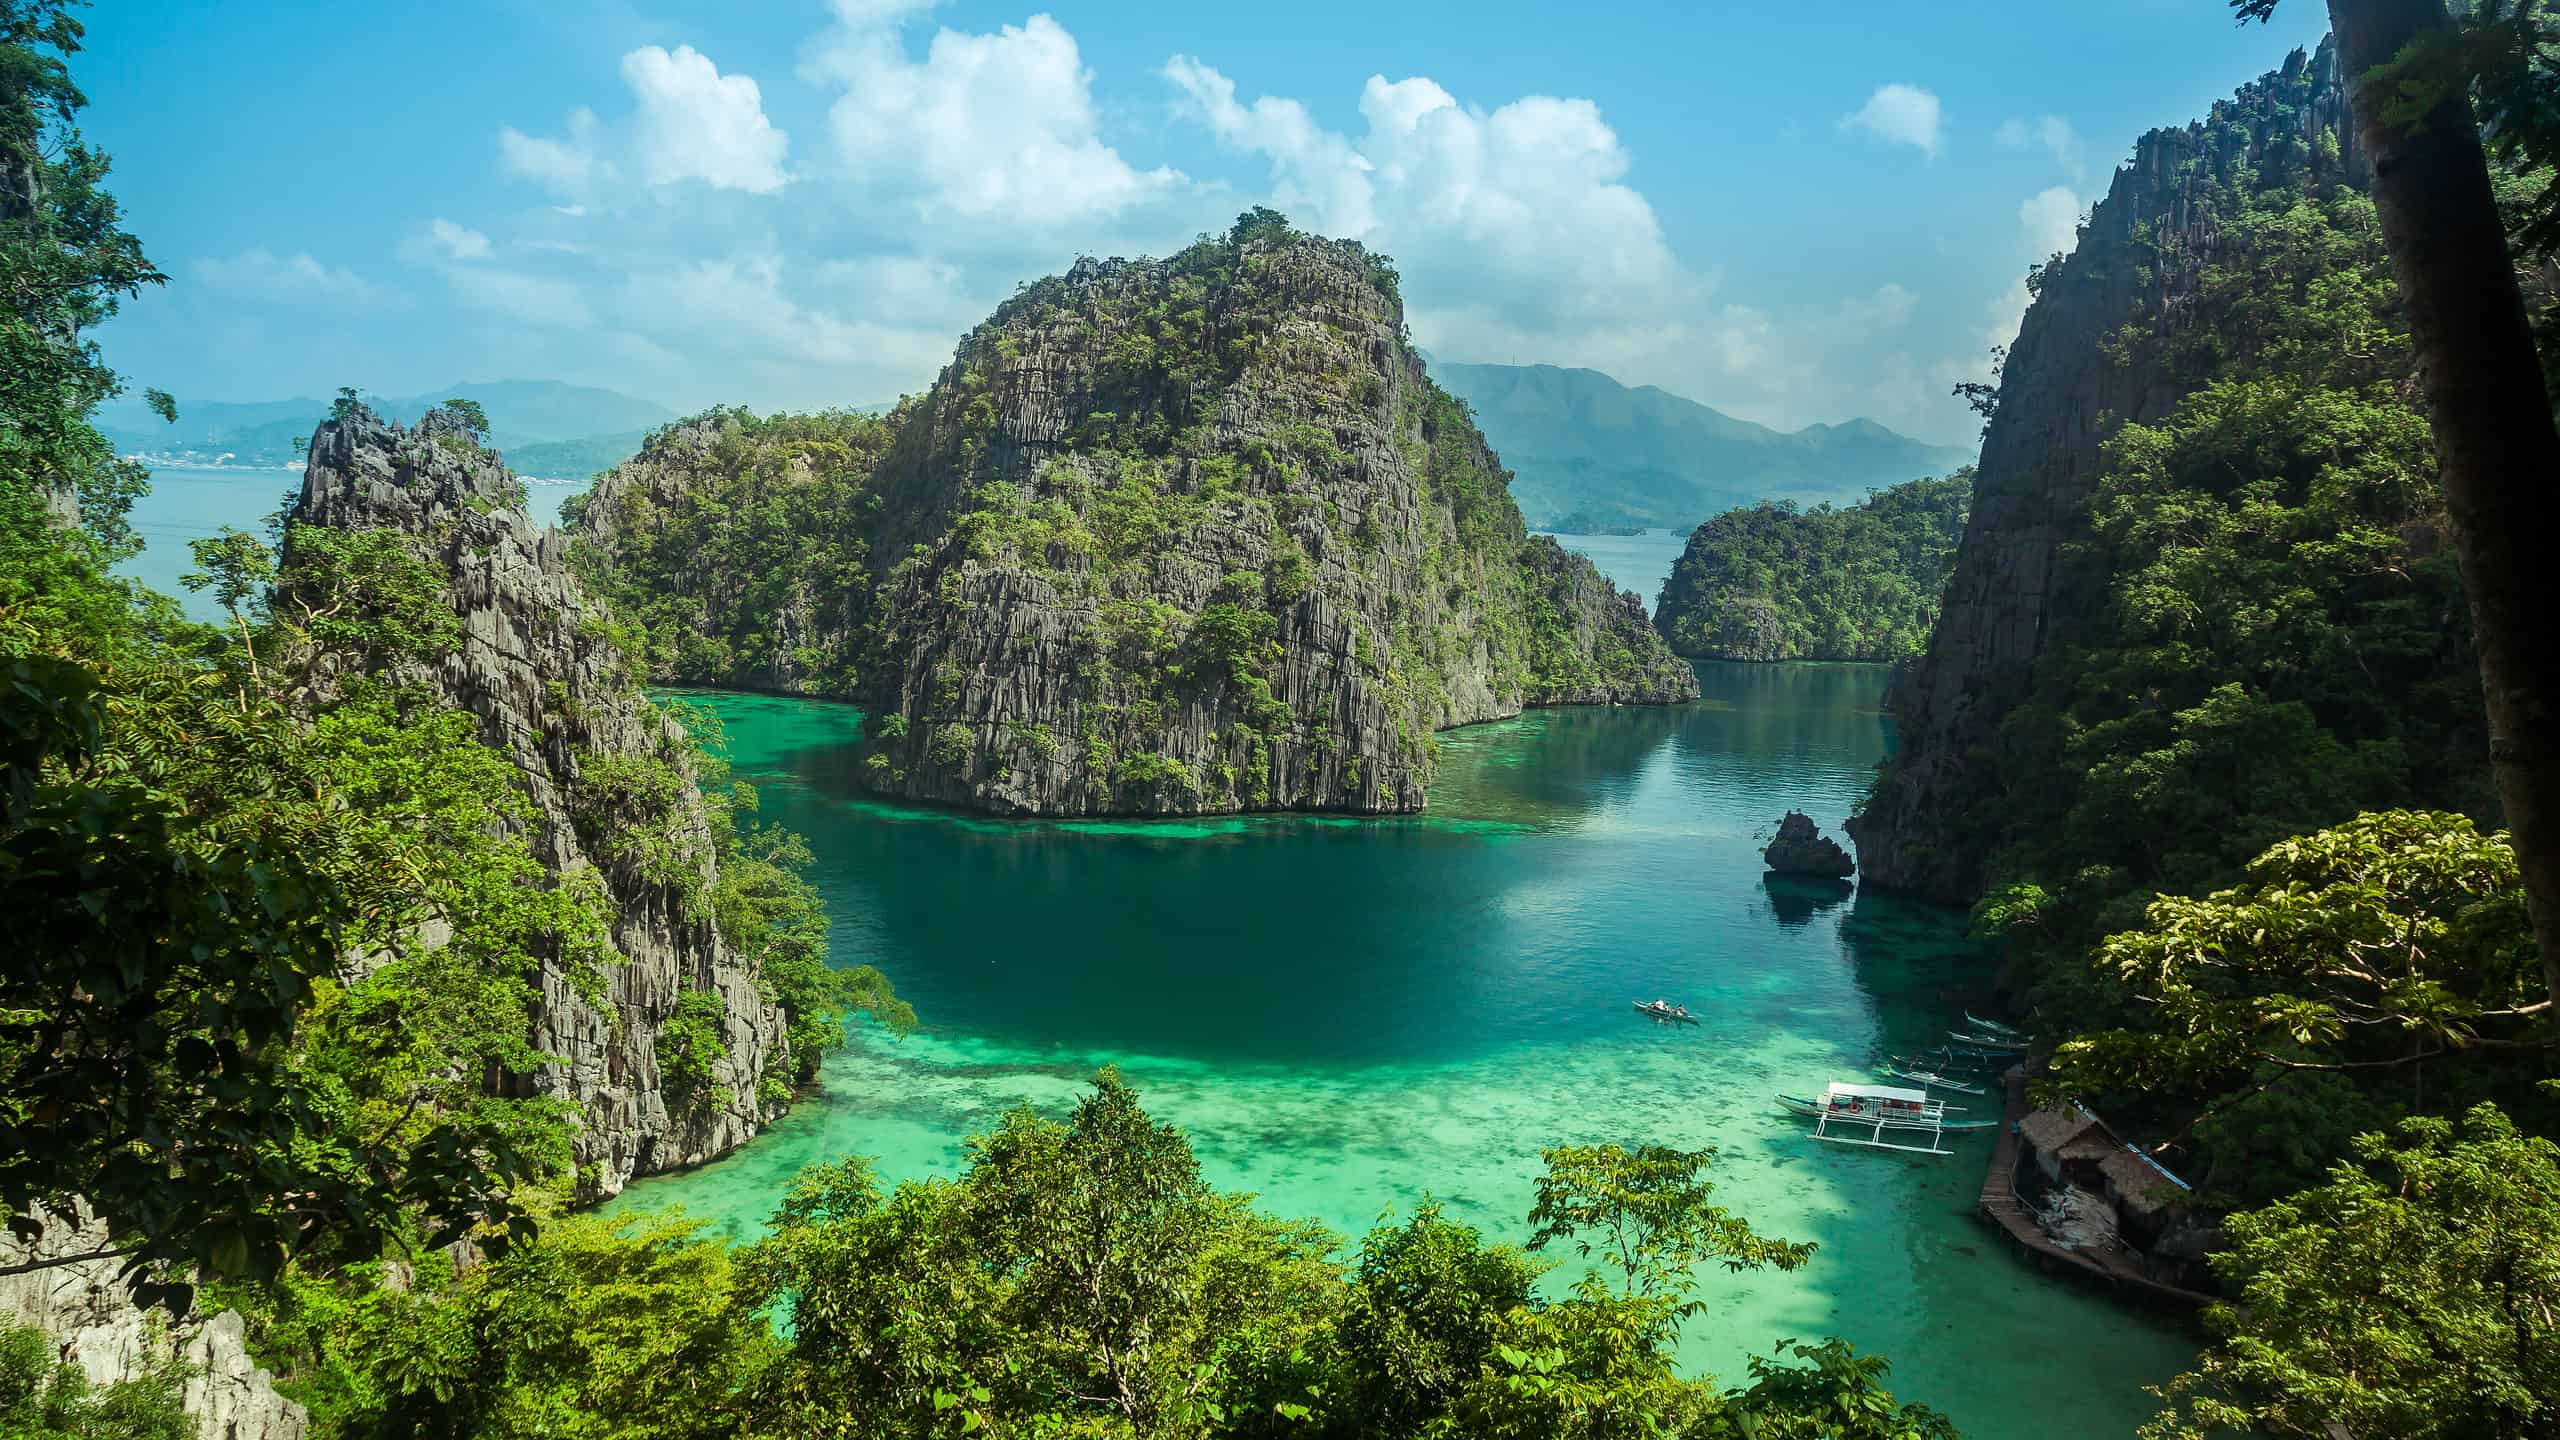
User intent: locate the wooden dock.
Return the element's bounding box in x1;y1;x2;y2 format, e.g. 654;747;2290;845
1974;1067;2218;1310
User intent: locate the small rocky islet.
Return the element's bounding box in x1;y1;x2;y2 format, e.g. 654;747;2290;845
1761;810;1855;878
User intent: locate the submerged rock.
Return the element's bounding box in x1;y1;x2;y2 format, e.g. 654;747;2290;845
1764;810;1855;877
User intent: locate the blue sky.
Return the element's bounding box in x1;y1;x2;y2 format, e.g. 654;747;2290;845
83;1;2329;445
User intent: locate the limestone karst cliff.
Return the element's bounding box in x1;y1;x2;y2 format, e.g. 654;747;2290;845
1;1210;306;1440
1849;42;2365;899
291;407;788;1197
571;216;1697;817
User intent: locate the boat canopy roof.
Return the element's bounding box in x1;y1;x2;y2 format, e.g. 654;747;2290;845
1826;1081;1929;1104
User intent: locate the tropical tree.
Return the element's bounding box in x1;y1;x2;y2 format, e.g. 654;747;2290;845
2049;810;2543;1113
1526;1143;1815;1314
2235;0;2560;1012
2145;1101;2560;1440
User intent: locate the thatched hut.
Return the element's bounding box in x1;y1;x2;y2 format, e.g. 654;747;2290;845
2100;1146;2187;1246
2018;1105;2116;1182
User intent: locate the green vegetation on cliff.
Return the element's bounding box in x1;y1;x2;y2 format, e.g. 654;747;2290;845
1841;50;2528;1197
1820;39;2560;1432
0;6;899;1332
569;212;1695;819
1652;473;1971;662
0;1319;187;1440
562;407;898;695
1967;144;2504;1108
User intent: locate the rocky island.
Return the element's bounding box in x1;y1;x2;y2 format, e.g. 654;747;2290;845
1762;810;1855;877
569;212;1696;818
1653;472;1971;663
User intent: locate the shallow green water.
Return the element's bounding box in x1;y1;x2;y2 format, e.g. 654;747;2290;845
614;664;2196;1437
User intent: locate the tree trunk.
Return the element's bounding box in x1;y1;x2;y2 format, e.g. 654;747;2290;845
2328;0;2560;1012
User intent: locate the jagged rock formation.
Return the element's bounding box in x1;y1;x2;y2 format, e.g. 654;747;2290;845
572;218;1697;817
1763;811;1855;877
1655;472;1973;662
0;1210;305;1440
291;408;786;1197
1849;41;2363;899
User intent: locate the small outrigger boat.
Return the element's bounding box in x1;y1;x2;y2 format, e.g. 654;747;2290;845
1633;999;1698;1024
1897;1045;1991;1071
1935;1042;2019;1067
1964;1011;2028;1040
1947;1029;2025;1051
1776;1082;1996;1155
1880;1063;1986;1095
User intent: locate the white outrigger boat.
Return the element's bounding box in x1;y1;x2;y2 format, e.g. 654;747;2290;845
1776;1082;1996;1155
1633;999;1699;1024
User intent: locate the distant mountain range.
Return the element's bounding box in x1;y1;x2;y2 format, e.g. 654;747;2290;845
1431;362;1974;533
100;379;678;480
103;364;1964;521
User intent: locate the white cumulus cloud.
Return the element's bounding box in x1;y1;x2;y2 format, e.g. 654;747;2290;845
500;107;607;193
1842;84;1943;159
1981;187;2087;356
1163;59;1687;350
622;44;792;194
403;218;492;264
190;249;396;308
2019;185;2083;261
1996;113;2083;179
812;5;1179;225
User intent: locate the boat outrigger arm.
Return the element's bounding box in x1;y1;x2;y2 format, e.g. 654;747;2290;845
1808;1081;1959;1156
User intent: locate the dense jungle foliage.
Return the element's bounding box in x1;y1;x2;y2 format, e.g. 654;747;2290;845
1;0;893;1375
1652;473;1972;662
1912;55;2526;1197
1901;36;2560;1440
561;406;901;696
221;1071;1957;1440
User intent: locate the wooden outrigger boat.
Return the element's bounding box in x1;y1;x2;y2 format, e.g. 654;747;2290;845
1632;1000;1699;1024
1963;1011;2027;1040
1936;1043;2017;1066
1880;1063;1985;1095
1947;1029;2025;1051
1776;1082;1995;1155
1898;1045;1993;1072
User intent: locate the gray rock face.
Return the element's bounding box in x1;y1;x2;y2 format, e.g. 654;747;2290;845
1848;41;2362;900
0;1210;305;1440
290;409;786;1198
571;228;1696;818
1764;811;1855;877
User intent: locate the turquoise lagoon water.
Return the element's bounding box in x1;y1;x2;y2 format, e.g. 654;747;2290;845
613;665;2198;1439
